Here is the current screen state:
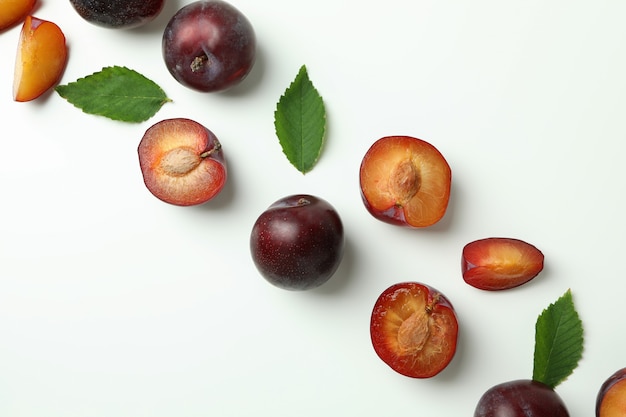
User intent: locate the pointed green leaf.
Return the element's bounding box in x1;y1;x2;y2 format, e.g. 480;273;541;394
532;289;584;389
274;65;326;174
55;66;171;123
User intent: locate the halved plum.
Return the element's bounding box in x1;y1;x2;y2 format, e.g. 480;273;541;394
138;118;227;206
359;136;451;228
597;368;626;417
370;281;458;378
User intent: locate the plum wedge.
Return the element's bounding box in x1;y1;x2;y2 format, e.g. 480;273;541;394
13;16;67;102
0;0;36;30
462;237;544;291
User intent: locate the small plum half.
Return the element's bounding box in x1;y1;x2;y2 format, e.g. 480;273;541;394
596;368;626;417
370;282;458;378
138;118;226;206
359;136;452;228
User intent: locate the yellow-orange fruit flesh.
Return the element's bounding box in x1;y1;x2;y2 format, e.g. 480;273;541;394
599;379;626;417
360;136;451;227
13;15;67;102
0;0;36;30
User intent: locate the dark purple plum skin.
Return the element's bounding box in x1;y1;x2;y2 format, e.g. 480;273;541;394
250;195;344;291
162;0;256;92
69;0;164;28
474;379;569;417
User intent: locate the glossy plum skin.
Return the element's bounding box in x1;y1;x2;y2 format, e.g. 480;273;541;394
596;368;626;417
69;0;165;29
474;379;569;417
250;195;344;291
162;0;256;92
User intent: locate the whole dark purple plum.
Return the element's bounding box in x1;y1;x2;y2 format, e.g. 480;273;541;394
250;195;344;291
69;0;165;29
162;0;256;92
474;379;569;417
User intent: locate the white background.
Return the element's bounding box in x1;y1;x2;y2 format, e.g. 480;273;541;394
1;0;626;416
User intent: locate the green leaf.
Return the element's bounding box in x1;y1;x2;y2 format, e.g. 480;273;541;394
532;289;584;389
55;66;171;123
274;65;326;174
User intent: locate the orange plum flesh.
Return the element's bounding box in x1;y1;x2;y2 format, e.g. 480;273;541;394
13;15;67;102
0;0;36;30
138;118;227;206
597;368;626;417
359;136;451;228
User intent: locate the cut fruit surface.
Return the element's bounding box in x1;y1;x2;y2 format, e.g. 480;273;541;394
138;118;227;206
0;0;36;30
597;368;626;417
13;15;67;102
462;237;544;291
370;282;458;378
359;136;451;228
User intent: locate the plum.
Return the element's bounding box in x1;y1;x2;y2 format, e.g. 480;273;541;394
250;195;344;291
359;135;451;228
0;0;36;30
69;0;165;29
138;118;227;206
370;282;458;378
13;16;67;102
462;237;544;291
162;0;256;92
596;368;626;417
474;379;569;417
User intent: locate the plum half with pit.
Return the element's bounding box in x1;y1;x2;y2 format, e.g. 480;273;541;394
250;195;344;291
69;0;165;29
370;281;459;378
359;135;452;228
596;368;626;417
162;0;256;92
138;118;227;206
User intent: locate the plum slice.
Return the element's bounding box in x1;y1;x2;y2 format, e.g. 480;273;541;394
13;16;67;102
462;237;544;291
